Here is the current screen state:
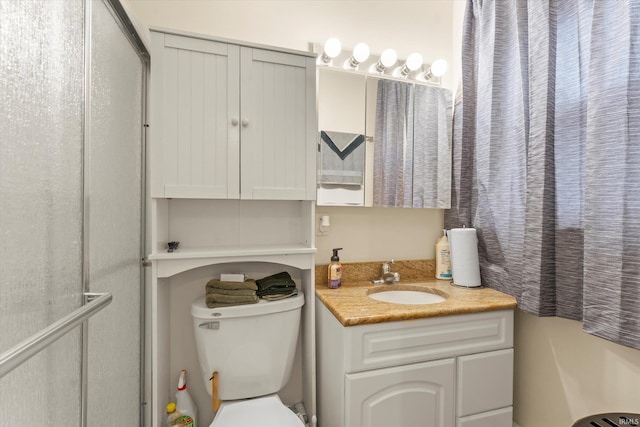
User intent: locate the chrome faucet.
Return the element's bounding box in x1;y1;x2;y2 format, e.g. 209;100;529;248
372;260;400;284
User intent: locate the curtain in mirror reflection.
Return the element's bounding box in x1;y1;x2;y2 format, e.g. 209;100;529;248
373;79;452;208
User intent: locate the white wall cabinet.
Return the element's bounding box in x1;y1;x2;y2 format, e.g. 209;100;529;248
146;28;317;427
316;301;514;427
150;29;317;200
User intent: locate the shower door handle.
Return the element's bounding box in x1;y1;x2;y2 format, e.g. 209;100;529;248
0;292;112;379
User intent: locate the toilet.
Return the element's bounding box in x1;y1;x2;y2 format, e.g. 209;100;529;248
190;290;305;427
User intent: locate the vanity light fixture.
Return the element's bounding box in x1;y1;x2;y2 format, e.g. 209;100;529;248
369;48;398;73
423;58;448;81
345;42;370;70
318;37;342;65
394;52;423;78
315;39;447;84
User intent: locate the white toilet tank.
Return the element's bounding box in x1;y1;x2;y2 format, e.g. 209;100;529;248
190;291;304;400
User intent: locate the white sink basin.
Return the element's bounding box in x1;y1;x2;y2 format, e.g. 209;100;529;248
367;287;447;305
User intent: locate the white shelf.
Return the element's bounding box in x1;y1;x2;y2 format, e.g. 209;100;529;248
148;244;317;278
149;244;316;260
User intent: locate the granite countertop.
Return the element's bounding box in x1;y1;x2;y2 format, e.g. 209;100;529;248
315;279;517;327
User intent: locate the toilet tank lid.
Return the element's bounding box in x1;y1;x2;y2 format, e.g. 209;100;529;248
191;290;304;319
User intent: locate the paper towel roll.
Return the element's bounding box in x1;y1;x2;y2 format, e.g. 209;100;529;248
447;228;482;287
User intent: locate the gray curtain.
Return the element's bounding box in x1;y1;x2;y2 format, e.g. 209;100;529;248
412;85;452;208
373;80;452;208
446;0;640;350
373;79;414;207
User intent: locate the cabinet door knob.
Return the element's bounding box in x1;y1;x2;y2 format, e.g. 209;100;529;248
241;118;249;127
231;117;239;126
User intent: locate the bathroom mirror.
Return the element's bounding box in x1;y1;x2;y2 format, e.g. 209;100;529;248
317;68;370;206
316;67;452;208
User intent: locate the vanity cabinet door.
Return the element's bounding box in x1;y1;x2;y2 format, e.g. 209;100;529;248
457;407;513;427
345;358;455;427
456;349;514;417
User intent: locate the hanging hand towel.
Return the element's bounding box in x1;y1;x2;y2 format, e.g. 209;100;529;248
319;130;366;185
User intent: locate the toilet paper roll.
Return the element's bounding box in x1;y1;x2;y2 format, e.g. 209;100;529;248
447;228;482;287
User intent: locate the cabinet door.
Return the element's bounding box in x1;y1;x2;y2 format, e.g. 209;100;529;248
345;359;455;427
457;349;514;417
240;47;316;200
457;407;513;427
151;33;240;199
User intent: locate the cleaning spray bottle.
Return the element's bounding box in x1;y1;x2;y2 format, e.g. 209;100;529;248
328;248;343;289
165;402;189;427
176;369;197;427
435;230;452;280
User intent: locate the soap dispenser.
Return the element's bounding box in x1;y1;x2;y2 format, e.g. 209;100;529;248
435;229;452;280
328;248;343;289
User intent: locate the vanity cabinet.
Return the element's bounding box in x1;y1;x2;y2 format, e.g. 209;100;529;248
316;301;514;427
149;29;317;200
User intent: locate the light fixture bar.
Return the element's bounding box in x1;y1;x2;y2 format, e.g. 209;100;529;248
314;39;447;85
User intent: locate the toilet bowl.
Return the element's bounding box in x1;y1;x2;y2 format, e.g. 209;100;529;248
190;290;305;426
211;394;302;427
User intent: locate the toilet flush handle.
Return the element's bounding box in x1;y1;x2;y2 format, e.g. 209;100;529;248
199;321;219;330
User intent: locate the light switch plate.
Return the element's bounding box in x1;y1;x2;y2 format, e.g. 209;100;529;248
316;214;329;236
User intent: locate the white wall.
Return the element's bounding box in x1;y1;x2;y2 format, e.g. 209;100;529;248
124;0;457;89
123;1;640;425
515;310;640;426
314;206;443;262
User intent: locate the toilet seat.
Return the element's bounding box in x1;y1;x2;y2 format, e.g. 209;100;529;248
210;394;304;427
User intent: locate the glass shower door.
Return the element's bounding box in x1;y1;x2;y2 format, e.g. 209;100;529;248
0;0;146;425
0;0;85;424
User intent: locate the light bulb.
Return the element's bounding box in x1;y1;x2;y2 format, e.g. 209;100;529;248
430;58;448;77
370;48;398;73
345;42;370;70
352;43;370;63
380;49;397;68
394;52;424;77
405;52;423;71
323;38;342;59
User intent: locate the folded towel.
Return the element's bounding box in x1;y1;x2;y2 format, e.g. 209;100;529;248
258;287;296;297
206;301;258;308
206;279;258;292
255;272;297;297
205;287;256;297
205;292;259;308
261;289;299;301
